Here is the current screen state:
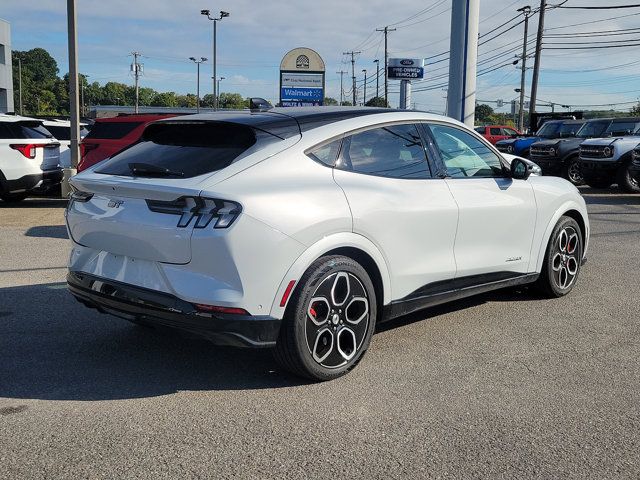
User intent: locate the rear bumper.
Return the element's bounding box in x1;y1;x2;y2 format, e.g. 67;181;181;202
67;271;281;347
0;168;63;194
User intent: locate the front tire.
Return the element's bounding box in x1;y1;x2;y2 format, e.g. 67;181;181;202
616;161;640;193
563;157;584;186
274;255;377;381
536;216;583;298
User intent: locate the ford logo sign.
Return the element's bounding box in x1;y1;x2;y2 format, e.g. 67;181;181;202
400;59;414;66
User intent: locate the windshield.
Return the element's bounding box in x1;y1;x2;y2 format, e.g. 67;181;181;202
536;122;561;138
605;120;640;136
576;120;610;138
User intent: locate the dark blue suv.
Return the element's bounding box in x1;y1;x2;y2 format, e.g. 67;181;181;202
495;120;584;158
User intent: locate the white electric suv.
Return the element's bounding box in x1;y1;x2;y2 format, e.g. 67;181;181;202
66;107;589;381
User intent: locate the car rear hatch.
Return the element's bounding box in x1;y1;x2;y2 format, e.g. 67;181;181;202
67;116;300;264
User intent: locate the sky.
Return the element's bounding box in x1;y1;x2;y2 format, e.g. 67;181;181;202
2;0;640;114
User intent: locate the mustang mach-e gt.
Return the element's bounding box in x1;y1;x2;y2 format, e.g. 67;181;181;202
66;107;589;380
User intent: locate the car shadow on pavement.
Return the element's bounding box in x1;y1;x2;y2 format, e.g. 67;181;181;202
0;198;68;209
24;225;69;239
0;282;307;401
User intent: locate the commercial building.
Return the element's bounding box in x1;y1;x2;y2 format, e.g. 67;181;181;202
0;18;14;113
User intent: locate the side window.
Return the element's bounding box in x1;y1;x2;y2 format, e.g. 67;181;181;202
474;127;485;134
490;127;502;135
503;128;518;136
429;124;505;178
307;137;342;166
0;123;14;139
341;124;431;179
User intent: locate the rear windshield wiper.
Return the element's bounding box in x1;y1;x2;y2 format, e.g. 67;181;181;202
128;162;184;177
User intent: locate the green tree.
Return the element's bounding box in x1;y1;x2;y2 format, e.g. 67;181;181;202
102;82;128;105
201;94;215;108
340;101;353;106
365;96;389;107
475;103;494;123
631;102;640;116
324;97;338;106
218;92;247;109
151;91;178;107
177;93;198;108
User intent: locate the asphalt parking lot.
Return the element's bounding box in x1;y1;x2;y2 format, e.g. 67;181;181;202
1;189;639;479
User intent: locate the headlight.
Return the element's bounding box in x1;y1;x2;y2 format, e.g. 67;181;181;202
633;149;640;160
507;145;514;153
603;146;613;157
548;147;556;156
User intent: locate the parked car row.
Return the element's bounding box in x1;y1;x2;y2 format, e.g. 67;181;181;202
493;117;640;192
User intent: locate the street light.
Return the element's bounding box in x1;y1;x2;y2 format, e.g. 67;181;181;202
362;69;367;106
373;59;380;99
201;9;230;110
190;56;208;113
217;76;225;107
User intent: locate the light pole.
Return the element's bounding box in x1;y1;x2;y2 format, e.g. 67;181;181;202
217;76;225;107
516;5;531;132
201;9;230;111
190;57;208;113
373;59;380;100
362;69;367;106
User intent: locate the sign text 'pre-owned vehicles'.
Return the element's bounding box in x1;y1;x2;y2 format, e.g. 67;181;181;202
66;107;589;381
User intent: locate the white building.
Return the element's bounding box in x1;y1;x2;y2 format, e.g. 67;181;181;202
0;18;14;113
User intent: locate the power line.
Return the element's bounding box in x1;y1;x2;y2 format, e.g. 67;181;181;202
557;3;640;9
544;11;640;30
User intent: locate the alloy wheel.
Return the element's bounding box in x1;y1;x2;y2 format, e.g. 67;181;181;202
567;161;583;184
305;272;370;368
551;226;580;289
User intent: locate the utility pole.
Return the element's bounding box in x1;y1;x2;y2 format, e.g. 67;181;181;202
18;57;23;115
63;0;80;198
336;70;346;105
517;6;531;132
131;51;141;114
362;69;367;105
373;59;380;99
529;0;546;131
342;50;361;106
376;26;395;107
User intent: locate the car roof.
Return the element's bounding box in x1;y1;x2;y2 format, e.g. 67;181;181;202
0;114;42;123
158;107;455;139
610;117;640;123
95;114;178;123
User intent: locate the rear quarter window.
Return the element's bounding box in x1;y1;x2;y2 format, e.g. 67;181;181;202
85;121;143;140
95;121;258;178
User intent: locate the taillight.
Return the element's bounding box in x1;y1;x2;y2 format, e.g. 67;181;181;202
80;143;98;158
194;304;249;315
146;196;241;229
10;144;43;159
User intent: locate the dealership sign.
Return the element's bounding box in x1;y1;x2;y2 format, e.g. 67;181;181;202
388;58;425;80
280;47;325;106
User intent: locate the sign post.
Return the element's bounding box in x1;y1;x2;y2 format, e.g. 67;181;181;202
279;48;325;107
388;58;423;109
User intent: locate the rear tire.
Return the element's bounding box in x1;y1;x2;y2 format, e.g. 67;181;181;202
536;216;583;298
0;192;29;203
273;255;377;381
616;161;640;193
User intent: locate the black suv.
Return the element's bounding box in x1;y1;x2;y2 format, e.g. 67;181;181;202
530;118;612;186
630;144;640;188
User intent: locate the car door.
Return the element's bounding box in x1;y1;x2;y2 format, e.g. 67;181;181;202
426;122;537;278
488;127;504;145
332;122;458;301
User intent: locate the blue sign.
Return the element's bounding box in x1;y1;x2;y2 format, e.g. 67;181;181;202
281;87;324;102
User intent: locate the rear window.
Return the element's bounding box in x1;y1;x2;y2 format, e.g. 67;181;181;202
0;121;52;139
43;125;90;140
95;121;257;178
85;121;143;140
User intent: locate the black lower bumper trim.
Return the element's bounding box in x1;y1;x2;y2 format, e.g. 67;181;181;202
67;271;281;347
1;169;63;194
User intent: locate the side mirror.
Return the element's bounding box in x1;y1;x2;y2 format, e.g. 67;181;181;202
510;158;531;180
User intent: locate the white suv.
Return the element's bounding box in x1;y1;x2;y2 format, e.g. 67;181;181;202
41;119;90;168
66;107;589;380
0;114;62;202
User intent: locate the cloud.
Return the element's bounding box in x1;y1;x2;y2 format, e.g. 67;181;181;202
2;0;639;110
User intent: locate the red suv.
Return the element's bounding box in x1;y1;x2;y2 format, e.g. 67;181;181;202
474;125;521;145
78;114;178;171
